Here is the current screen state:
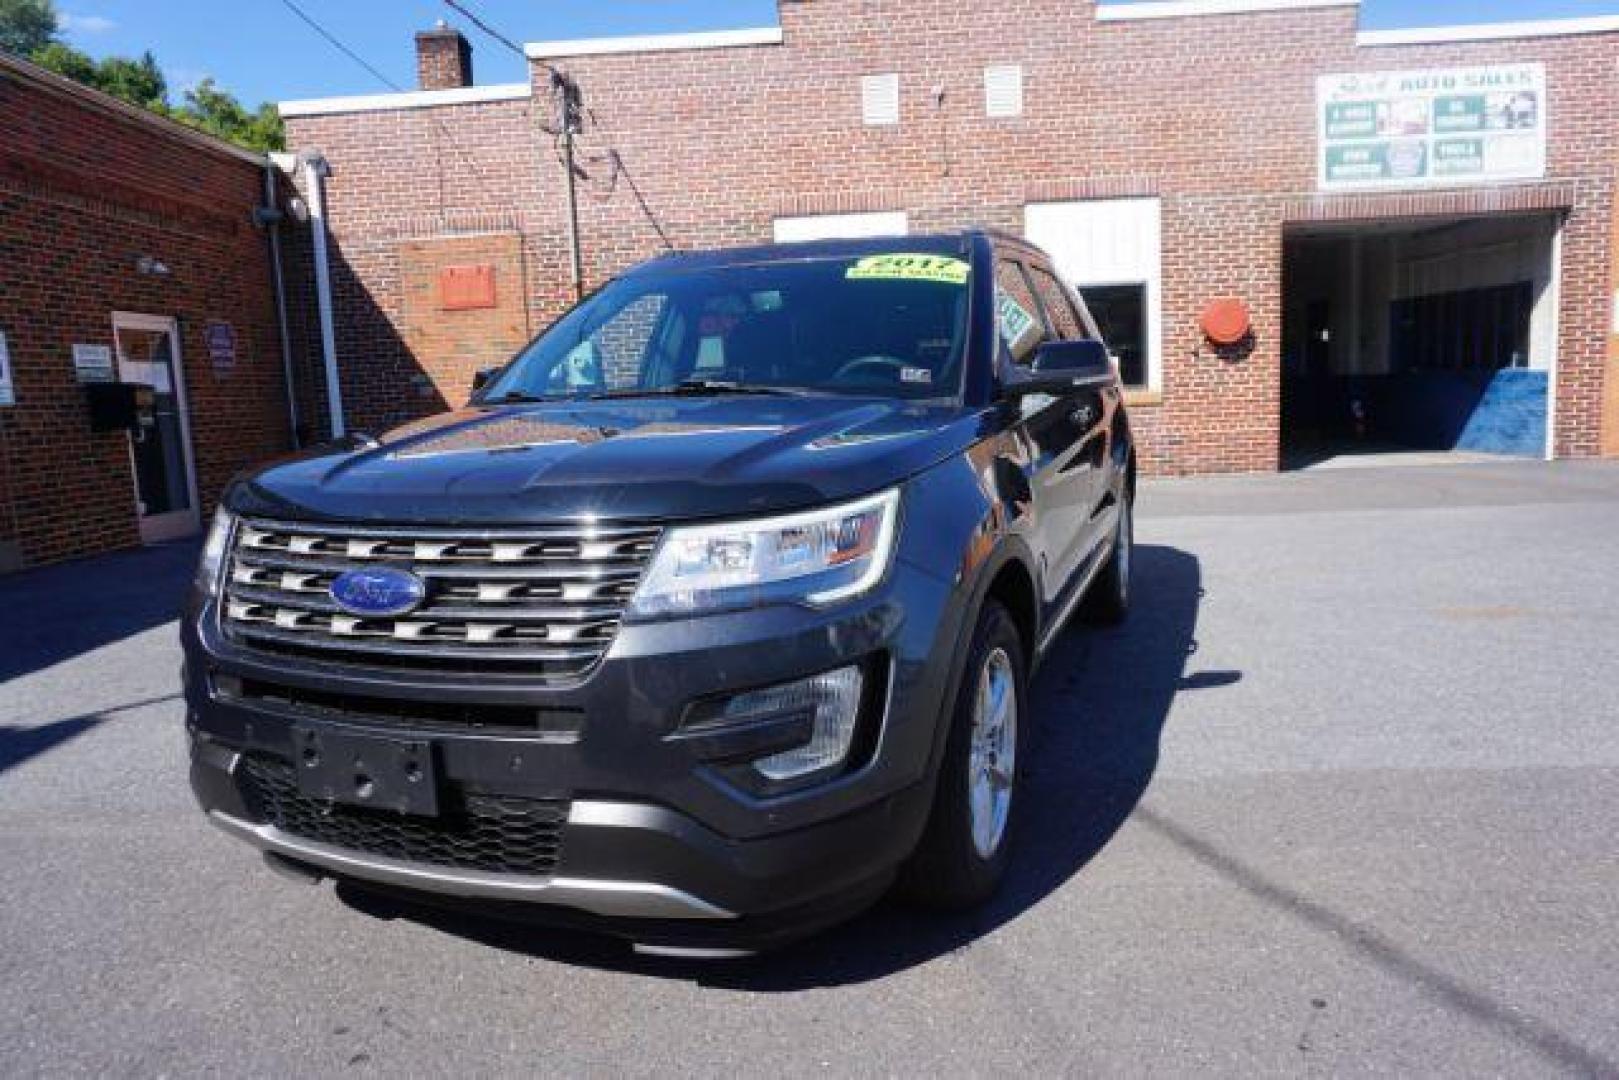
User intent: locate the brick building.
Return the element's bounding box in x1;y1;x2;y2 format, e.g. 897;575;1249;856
0;54;295;569
279;0;1619;475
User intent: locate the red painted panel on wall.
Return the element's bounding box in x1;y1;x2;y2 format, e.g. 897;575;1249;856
440;265;497;311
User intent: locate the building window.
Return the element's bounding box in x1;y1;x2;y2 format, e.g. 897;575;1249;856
861;73;900;126
1081;285;1148;388
984;64;1023;119
1024;197;1162;391
773;211;909;243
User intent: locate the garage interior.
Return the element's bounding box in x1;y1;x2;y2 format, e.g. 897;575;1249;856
1280;212;1560;467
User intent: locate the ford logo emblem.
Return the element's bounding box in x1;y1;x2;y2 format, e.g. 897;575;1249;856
329;567;427;618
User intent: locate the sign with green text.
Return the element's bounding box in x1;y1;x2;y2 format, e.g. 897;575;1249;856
1317;64;1545;191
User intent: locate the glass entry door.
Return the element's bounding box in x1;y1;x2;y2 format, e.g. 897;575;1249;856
113;313;200;542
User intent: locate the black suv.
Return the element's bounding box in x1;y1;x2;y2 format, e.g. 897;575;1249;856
183;232;1135;955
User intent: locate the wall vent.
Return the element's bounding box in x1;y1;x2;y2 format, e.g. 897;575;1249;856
985;64;1024;118
861;73;900;126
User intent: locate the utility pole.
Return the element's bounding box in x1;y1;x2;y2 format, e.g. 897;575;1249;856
553;71;584;304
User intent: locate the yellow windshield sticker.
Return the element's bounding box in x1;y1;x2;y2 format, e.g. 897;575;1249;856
846;254;970;285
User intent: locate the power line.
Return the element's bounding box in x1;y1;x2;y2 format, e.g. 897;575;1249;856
441;0;573;88
441;0;526;63
274;0;501;197
275;0;404;92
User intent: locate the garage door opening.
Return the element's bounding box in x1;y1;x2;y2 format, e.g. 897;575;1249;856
1280;213;1559;468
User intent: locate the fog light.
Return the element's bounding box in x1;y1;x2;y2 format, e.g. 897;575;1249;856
718;666;864;781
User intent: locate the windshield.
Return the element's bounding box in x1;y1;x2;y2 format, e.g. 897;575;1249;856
483;252;972;402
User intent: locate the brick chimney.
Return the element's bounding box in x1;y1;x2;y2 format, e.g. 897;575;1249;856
415;22;473;90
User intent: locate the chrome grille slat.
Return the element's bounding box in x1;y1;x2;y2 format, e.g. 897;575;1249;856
225;585;623;624
239;518;657;541
223;518;658;677
232;550;645;583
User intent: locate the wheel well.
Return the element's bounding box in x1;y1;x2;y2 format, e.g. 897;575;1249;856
985;560;1038;663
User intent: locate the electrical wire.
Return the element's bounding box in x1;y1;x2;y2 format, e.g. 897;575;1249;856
274;0;503;198
442;0;676;252
275;0;404;92
441;0;528;64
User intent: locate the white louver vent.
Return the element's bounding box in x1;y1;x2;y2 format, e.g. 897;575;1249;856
861;73;900;126
985;64;1024;118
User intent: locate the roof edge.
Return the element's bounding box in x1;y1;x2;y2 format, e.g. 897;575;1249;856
0;52;267;167
280;82;531;119
524;26;782;60
1356;13;1619;46
1096;0;1357;22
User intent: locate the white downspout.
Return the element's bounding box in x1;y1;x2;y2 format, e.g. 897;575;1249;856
262;154;301;447
301;152;345;440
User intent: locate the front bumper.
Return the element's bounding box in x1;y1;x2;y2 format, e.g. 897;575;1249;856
183;555;965;940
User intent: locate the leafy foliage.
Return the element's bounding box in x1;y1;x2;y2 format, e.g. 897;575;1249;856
0;0;54;57
171;77;286;153
3;0;284;152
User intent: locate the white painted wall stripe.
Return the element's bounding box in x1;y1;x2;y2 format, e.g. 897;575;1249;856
1096;0;1357;22
524;27;782;59
1356;14;1619;45
773;212;910;243
279;83;530;118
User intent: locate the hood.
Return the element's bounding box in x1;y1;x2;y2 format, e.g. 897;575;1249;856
232;395;986;524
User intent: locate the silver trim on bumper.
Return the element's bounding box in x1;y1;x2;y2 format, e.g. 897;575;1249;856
206;810;736;920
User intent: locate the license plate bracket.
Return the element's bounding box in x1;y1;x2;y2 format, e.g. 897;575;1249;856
292;727;440;817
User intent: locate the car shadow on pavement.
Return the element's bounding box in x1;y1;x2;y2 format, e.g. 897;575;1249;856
0;541;198;684
0;693;182;778
341;544;1234;986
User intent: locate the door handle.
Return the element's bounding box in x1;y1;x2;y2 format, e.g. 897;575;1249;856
1070;404;1097;428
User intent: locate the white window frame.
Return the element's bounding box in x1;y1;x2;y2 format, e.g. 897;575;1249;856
1024;198;1163;393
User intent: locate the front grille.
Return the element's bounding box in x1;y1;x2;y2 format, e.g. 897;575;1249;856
221;518;659;678
238;754;566;876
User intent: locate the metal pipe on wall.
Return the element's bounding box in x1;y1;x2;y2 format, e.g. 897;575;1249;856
301;152;346;440
261;156;302;448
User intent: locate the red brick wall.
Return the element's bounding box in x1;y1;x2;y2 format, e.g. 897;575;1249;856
284;0;1618;473
0;62;291;567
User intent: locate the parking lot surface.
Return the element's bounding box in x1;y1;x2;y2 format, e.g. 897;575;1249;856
2;460;1616;1077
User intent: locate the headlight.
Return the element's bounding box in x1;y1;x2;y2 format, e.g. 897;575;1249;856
629;488;900;618
195;507;236;596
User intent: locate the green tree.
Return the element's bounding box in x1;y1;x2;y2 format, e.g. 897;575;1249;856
173;77;285;153
24;28;285;153
96;50;167;109
0;0;56;57
28;39;96;82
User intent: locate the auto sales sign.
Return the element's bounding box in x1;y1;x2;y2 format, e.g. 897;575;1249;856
1318;64;1546;191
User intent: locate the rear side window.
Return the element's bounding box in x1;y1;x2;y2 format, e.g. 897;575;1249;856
1026;265;1087;342
994;260;1048;365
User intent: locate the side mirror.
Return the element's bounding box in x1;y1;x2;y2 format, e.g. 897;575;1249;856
1005;340;1114;397
471;366;499;392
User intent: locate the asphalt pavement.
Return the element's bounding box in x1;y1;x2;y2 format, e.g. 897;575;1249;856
1;459;1616;1077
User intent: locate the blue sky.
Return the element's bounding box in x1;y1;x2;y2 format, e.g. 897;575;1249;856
55;0;1619;107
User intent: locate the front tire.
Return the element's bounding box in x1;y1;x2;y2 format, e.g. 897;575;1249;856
904;599;1025;909
1082;489;1133;625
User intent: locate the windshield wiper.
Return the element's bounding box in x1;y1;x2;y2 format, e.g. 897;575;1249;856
582;380;813;400
486;390;556;404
